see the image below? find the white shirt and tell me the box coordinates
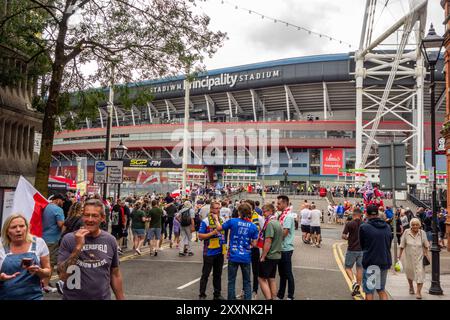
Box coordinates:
[220,207,232,221]
[300,209,311,225]
[0,237,49,270]
[310,209,322,227]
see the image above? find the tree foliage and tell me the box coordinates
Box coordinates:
[0,0,226,195]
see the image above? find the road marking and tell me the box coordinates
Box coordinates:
[332,242,363,301]
[177,264,228,290]
[128,259,203,264]
[336,242,366,300]
[292,265,341,272]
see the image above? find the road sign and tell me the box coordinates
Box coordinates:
[378,143,407,190]
[94,161,123,184]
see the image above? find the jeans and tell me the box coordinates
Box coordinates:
[251,247,260,293]
[278,250,295,299]
[199,254,224,298]
[228,261,252,300]
[164,217,174,240]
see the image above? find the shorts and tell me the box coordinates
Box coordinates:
[344,250,363,269]
[337,213,344,218]
[310,226,321,235]
[132,228,145,237]
[147,228,161,240]
[362,267,388,294]
[301,225,311,233]
[47,242,59,267]
[258,258,279,279]
[111,226,124,240]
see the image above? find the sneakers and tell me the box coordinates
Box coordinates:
[188,252,194,256]
[236,290,244,299]
[56,280,64,295]
[199,295,207,300]
[179,252,186,256]
[135,248,142,255]
[170,241,173,249]
[213,295,225,300]
[117,247,124,255]
[43,286,57,294]
[252,292,258,300]
[154,251,158,257]
[351,282,361,296]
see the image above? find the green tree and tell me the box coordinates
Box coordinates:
[0,0,226,196]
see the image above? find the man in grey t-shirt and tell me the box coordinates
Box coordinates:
[57,199,124,300]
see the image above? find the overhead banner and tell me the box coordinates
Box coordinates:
[322,149,343,175]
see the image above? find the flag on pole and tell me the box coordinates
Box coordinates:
[8,176,49,237]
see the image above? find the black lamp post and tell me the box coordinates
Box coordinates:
[420,23,444,295]
[114,139,128,199]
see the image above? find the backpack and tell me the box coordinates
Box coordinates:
[111,208,120,226]
[194,210,202,231]
[180,208,192,227]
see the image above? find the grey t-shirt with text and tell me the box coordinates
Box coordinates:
[58,231,119,300]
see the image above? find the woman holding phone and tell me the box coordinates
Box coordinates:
[0,214,51,300]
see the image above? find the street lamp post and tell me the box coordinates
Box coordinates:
[420,23,444,295]
[114,139,128,199]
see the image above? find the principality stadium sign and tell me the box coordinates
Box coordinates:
[149,69,281,94]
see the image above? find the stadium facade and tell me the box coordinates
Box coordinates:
[50,52,447,194]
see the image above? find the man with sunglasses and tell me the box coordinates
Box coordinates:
[57,199,125,300]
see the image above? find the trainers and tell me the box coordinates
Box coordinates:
[135,248,142,255]
[188,252,194,256]
[236,290,244,299]
[351,282,360,296]
[199,295,207,300]
[170,241,173,248]
[252,292,258,300]
[154,251,158,257]
[43,286,57,294]
[213,295,225,300]
[56,280,64,295]
[179,252,186,256]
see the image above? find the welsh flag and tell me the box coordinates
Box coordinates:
[8,176,49,237]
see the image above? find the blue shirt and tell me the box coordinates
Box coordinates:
[198,217,226,256]
[42,203,65,243]
[255,207,263,216]
[222,218,258,264]
[336,205,344,214]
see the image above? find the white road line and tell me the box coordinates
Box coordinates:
[124,294,190,300]
[128,259,203,264]
[177,264,228,290]
[292,265,341,272]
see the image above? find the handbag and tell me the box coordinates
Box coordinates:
[420,231,430,266]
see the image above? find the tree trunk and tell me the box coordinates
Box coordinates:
[34,8,71,196]
[34,64,65,197]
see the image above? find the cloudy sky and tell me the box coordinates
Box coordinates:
[195,0,445,70]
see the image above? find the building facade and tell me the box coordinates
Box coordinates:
[51,52,447,195]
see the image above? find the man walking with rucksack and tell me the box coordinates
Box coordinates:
[111,199,127,255]
[176,201,195,256]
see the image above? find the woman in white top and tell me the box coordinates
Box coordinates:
[398,218,430,299]
[0,214,51,300]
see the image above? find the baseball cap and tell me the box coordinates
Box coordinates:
[51,193,65,201]
[366,204,379,215]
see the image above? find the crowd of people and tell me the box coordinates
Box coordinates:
[0,183,448,300]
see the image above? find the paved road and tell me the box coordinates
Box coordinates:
[45,224,354,300]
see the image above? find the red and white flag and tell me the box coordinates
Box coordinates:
[9,176,49,237]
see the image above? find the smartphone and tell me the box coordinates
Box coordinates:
[21,258,33,268]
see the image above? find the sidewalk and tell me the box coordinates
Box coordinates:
[386,248,450,300]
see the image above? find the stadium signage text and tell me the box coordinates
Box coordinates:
[149,69,281,94]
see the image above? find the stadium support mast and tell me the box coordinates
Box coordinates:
[354,0,428,184]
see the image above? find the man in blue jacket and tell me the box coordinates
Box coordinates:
[359,204,392,300]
